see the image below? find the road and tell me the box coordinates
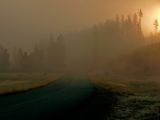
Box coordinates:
[0,76,95,120]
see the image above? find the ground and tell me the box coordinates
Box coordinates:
[0,73,62,95]
[90,74,160,120]
[0,73,160,120]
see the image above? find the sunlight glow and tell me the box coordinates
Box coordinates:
[153,7,160,22]
[145,7,160,34]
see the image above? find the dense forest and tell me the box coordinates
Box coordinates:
[0,11,160,73]
[0,34,66,72]
[66,11,145,72]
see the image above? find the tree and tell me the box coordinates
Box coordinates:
[29,44,44,72]
[116,15,120,23]
[133,13,138,25]
[56,34,66,71]
[138,9,143,26]
[121,15,125,23]
[0,47,10,72]
[154,19,159,34]
[127,15,132,24]
[45,36,56,72]
[11,48,24,71]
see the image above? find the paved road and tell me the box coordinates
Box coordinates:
[0,76,95,120]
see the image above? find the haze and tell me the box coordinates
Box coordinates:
[0,0,159,50]
[1,1,160,120]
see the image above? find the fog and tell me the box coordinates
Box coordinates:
[0,0,159,50]
[0,0,160,73]
[1,1,160,120]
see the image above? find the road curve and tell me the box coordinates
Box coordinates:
[0,76,95,120]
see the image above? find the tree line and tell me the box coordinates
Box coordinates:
[0,34,66,73]
[66,10,145,71]
[148,19,160,43]
[1,10,159,73]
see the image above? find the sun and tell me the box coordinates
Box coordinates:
[143,6,160,35]
[153,7,160,21]
[151,7,160,33]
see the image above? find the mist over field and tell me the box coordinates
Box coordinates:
[1,1,160,120]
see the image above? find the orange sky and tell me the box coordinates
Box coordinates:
[0,0,159,49]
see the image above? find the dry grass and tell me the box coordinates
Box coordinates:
[89,74,160,120]
[0,73,63,95]
[89,74,160,93]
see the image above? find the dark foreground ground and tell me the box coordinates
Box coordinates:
[2,75,160,120]
[0,76,118,120]
[42,87,117,120]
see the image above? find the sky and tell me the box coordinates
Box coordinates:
[0,0,160,49]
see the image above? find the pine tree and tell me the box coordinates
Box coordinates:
[133,13,138,25]
[56,34,66,71]
[154,19,159,34]
[138,9,143,26]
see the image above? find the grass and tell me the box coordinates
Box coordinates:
[0,73,62,95]
[1,72,160,120]
[89,74,160,120]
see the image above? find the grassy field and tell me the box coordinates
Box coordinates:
[90,74,160,120]
[1,72,160,120]
[0,73,62,95]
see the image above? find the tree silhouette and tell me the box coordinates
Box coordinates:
[0,11,146,73]
[154,19,159,34]
[56,34,66,71]
[138,9,143,26]
[0,47,10,72]
[133,13,138,25]
[116,15,120,23]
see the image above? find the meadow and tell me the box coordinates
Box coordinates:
[0,73,62,95]
[0,72,160,120]
[90,74,160,120]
